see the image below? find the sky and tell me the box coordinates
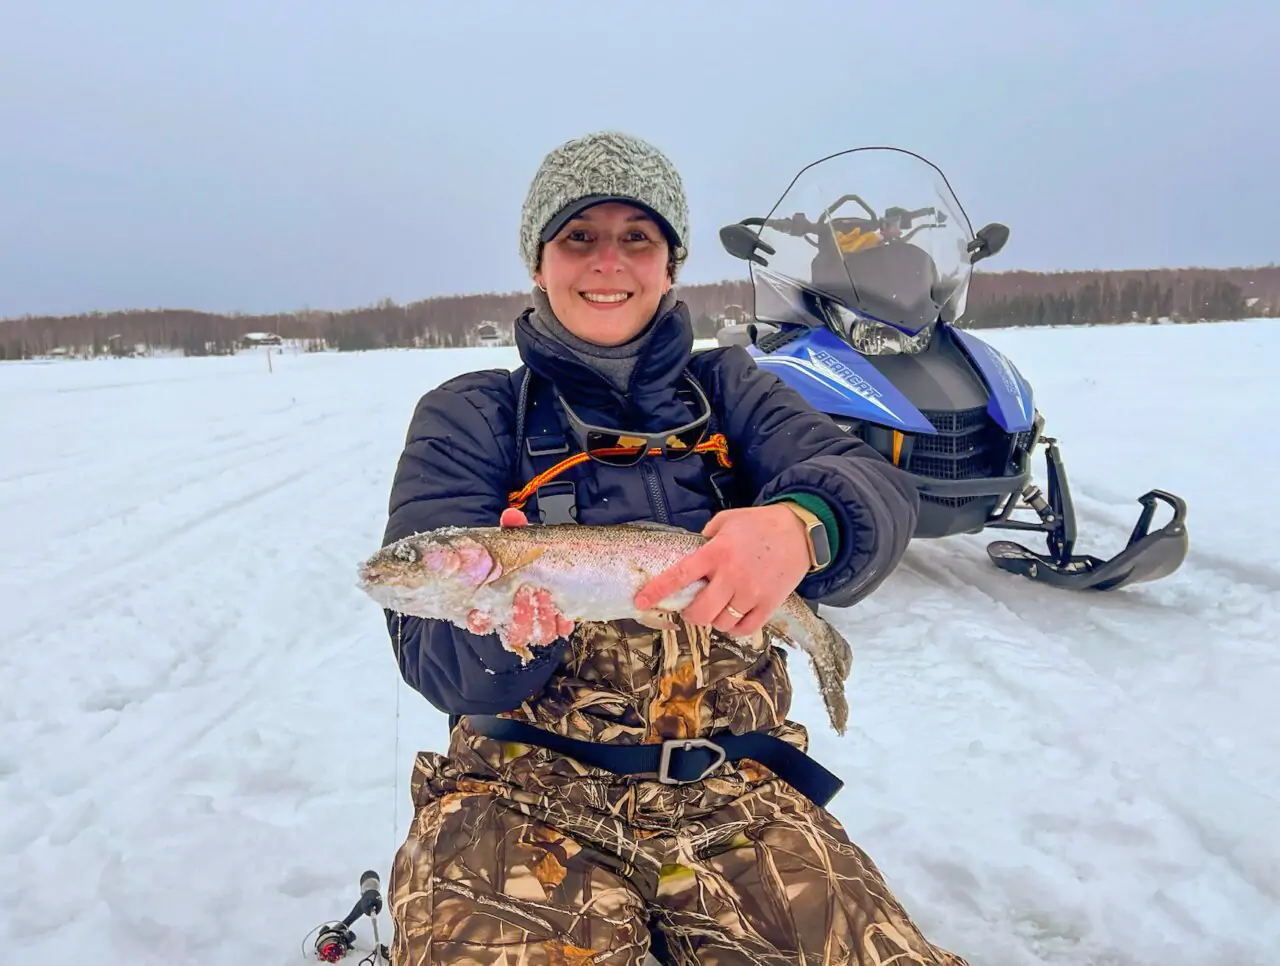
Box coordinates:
[1,0,1276,319]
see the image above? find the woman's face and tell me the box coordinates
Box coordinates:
[533,201,672,347]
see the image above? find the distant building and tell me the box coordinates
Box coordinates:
[105,333,138,357]
[240,332,283,348]
[474,321,503,347]
[718,303,747,326]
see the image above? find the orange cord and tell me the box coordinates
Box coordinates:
[507,433,733,509]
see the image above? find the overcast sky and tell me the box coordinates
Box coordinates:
[1,0,1275,318]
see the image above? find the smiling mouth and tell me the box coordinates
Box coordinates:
[580,292,632,304]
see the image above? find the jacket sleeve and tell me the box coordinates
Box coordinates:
[714,347,921,607]
[381,377,566,715]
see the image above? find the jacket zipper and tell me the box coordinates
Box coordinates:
[641,462,671,524]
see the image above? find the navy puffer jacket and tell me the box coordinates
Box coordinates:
[381,301,919,715]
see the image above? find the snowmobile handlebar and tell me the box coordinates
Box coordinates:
[759,214,823,236]
[724,200,949,266]
[756,205,944,240]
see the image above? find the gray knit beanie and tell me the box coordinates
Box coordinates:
[518,131,689,277]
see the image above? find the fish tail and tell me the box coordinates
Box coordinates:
[818,614,853,681]
[809,616,852,736]
[774,601,854,736]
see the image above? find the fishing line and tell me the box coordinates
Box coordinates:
[295,612,402,963]
[393,612,403,857]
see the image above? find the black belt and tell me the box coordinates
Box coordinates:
[464,714,844,808]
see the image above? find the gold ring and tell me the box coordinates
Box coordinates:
[726,605,745,620]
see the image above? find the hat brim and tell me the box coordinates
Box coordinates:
[539,194,681,248]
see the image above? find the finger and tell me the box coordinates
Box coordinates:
[530,588,561,646]
[500,507,528,527]
[634,544,718,611]
[507,613,531,652]
[680,573,736,626]
[711,598,753,636]
[732,600,777,638]
[710,589,757,634]
[509,585,535,646]
[466,608,494,635]
[519,587,552,647]
[701,511,730,538]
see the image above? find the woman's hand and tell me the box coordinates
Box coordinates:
[466,506,573,650]
[633,505,813,637]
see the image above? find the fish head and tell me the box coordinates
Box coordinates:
[359,528,500,594]
[360,536,430,589]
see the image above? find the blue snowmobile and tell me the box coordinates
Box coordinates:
[716,146,1188,591]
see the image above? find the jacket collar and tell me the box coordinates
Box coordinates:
[513,300,695,416]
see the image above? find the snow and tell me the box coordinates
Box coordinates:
[2,321,1278,965]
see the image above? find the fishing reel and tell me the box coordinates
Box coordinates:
[306,870,390,964]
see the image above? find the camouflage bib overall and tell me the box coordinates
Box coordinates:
[386,368,967,965]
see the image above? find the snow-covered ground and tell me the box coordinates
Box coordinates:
[2,320,1277,965]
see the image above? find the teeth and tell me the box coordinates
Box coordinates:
[581,292,630,303]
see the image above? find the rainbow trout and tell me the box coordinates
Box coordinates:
[358,522,854,734]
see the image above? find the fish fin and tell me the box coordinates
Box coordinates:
[761,620,799,649]
[493,623,535,663]
[484,546,547,588]
[626,520,693,535]
[635,609,680,631]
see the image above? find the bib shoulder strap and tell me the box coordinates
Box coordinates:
[510,367,579,524]
[682,367,737,511]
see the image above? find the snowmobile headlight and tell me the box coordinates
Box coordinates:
[833,305,933,356]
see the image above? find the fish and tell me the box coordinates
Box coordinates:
[358,521,855,734]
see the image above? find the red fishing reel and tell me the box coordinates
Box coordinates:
[315,922,358,962]
[306,871,390,964]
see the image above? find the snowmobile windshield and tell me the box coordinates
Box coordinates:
[749,148,975,335]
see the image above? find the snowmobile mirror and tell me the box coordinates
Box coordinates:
[719,221,776,266]
[967,223,1010,264]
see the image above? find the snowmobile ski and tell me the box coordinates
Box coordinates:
[986,488,1188,591]
[979,432,1188,591]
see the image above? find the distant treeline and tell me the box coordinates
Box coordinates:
[962,266,1278,330]
[2,265,1277,360]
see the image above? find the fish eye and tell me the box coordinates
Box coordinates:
[393,543,418,563]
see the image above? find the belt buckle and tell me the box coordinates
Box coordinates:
[657,738,726,785]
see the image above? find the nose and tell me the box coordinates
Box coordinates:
[590,237,625,273]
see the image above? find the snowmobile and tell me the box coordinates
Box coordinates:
[715,146,1188,591]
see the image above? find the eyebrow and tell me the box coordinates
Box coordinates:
[568,212,656,225]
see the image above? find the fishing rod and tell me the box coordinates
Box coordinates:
[302,870,390,964]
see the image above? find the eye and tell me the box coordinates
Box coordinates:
[393,542,418,563]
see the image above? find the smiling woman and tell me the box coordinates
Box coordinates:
[379,130,964,966]
[534,202,677,347]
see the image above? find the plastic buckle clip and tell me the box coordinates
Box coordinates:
[657,738,727,784]
[533,481,577,524]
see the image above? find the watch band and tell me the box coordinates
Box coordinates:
[780,501,832,574]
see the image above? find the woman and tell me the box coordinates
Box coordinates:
[381,130,968,966]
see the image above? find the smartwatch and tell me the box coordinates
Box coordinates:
[780,501,832,573]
